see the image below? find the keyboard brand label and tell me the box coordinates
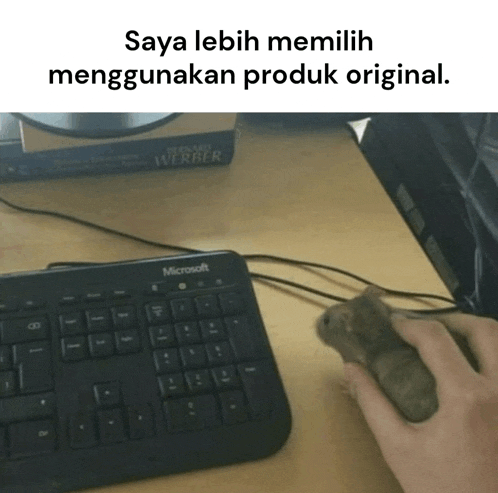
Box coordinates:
[163,263,209,276]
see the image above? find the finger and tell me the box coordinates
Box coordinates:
[344,363,412,448]
[391,315,476,390]
[435,313,498,377]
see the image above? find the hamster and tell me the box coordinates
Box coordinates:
[316,286,477,423]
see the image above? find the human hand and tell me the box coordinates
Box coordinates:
[344,313,498,493]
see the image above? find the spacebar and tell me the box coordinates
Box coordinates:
[0,392,55,423]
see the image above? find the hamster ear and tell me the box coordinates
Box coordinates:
[363,285,386,298]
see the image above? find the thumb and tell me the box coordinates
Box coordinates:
[344,363,409,445]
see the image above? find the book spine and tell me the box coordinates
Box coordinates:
[0,130,234,182]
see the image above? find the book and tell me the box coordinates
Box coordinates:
[0,113,237,182]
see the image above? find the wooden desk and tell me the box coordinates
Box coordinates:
[0,116,450,493]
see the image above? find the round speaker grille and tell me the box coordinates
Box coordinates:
[13,113,178,138]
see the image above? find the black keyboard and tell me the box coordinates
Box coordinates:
[0,251,292,493]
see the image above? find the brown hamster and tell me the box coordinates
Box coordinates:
[316,286,477,423]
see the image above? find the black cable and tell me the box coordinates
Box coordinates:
[461,113,490,313]
[251,272,462,314]
[250,272,348,302]
[1,191,457,311]
[411,306,461,315]
[244,253,374,283]
[244,253,456,305]
[0,194,202,255]
[46,261,104,269]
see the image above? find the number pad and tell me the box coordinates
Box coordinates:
[146,290,272,430]
[153,349,181,373]
[199,319,226,341]
[149,325,175,348]
[158,373,186,398]
[205,342,233,365]
[180,345,207,369]
[174,322,201,344]
[184,370,213,393]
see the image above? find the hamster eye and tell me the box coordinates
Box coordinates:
[322,314,330,325]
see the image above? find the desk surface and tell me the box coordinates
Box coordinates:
[0,117,450,493]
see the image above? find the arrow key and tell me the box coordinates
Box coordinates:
[94,381,120,407]
[98,409,125,444]
[69,414,97,449]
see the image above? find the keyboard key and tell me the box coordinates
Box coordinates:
[0,297,20,313]
[225,316,266,360]
[89,333,114,358]
[211,365,239,390]
[180,345,207,369]
[59,312,85,335]
[194,295,221,318]
[109,288,132,299]
[153,348,180,373]
[174,322,201,345]
[146,283,165,295]
[170,298,196,321]
[115,329,141,354]
[184,369,212,393]
[86,309,111,332]
[98,409,125,444]
[9,420,56,458]
[111,305,137,329]
[206,341,233,365]
[238,362,273,419]
[0,346,11,370]
[22,298,46,310]
[0,316,49,344]
[61,336,87,362]
[0,371,16,396]
[59,293,80,305]
[0,392,56,423]
[94,382,120,407]
[149,325,176,348]
[199,319,226,341]
[158,373,185,397]
[145,302,171,324]
[212,277,228,288]
[13,340,50,366]
[13,341,53,393]
[168,281,194,292]
[192,279,209,289]
[219,390,249,424]
[127,404,155,440]
[164,394,220,432]
[19,361,53,393]
[218,292,244,314]
[69,414,98,449]
[85,291,104,302]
